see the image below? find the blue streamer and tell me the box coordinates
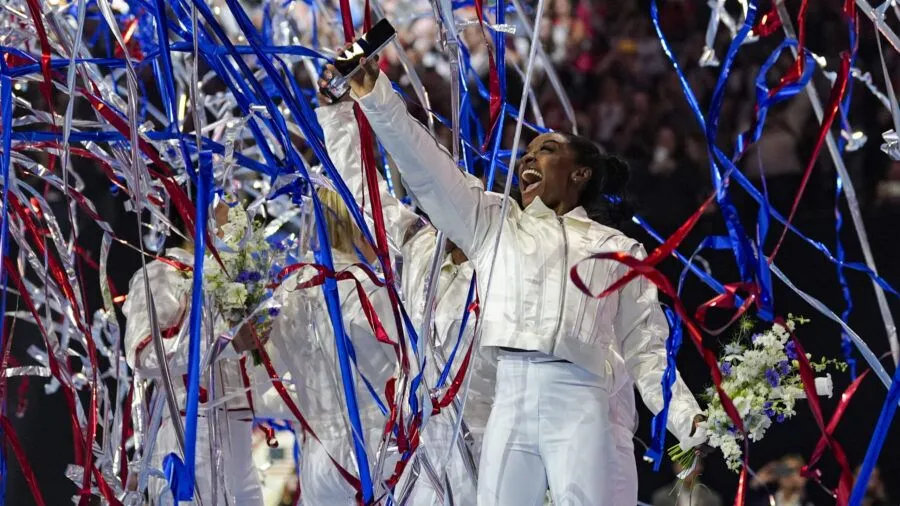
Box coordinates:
[833,15,860,380]
[148,0,196,179]
[162,150,212,500]
[0,71,14,506]
[436,276,477,389]
[644,307,683,468]
[849,363,900,506]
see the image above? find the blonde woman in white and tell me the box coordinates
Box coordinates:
[315,91,493,505]
[249,187,400,505]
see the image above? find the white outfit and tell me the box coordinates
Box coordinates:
[249,254,398,505]
[317,103,494,505]
[122,249,263,505]
[541,352,637,506]
[354,72,704,505]
[608,351,639,506]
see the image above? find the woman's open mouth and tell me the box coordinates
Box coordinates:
[520,168,544,195]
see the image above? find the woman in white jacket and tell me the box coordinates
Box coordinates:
[122,235,263,505]
[315,84,646,505]
[339,60,707,506]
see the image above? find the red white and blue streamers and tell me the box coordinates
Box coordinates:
[1,0,900,505]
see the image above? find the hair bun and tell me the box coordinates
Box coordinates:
[601,155,630,195]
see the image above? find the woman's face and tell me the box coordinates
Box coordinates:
[516,132,586,212]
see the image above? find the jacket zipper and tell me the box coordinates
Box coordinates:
[550,216,569,355]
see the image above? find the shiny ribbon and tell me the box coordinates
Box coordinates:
[162,150,212,500]
[0,69,12,506]
[850,365,900,505]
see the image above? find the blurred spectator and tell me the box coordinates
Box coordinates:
[740,85,813,212]
[747,455,813,506]
[594,76,626,143]
[652,460,723,506]
[855,466,892,506]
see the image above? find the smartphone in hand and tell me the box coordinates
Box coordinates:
[321,19,397,101]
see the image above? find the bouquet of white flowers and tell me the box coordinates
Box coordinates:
[670,315,846,473]
[204,203,292,363]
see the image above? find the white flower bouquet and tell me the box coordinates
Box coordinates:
[670,315,846,472]
[204,203,292,363]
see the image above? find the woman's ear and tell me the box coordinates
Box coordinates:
[571,166,592,184]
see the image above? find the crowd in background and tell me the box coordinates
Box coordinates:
[247,1,900,504]
[378,0,900,236]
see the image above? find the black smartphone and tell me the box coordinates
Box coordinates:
[322,19,397,101]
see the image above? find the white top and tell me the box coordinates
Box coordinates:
[122,248,248,413]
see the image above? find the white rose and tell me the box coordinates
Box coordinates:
[815,373,833,398]
[733,396,752,417]
[220,283,248,310]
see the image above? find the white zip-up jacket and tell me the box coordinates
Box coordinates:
[249,253,397,433]
[353,72,703,446]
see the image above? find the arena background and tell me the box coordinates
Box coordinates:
[3,0,900,503]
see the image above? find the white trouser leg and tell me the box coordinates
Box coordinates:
[221,419,264,504]
[300,424,389,505]
[476,354,548,506]
[406,411,477,506]
[150,417,263,505]
[610,429,637,506]
[300,433,358,505]
[540,360,613,506]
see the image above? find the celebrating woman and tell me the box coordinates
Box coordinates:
[341,58,707,505]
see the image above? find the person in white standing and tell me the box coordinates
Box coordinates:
[250,187,399,505]
[340,56,708,506]
[315,91,491,505]
[122,211,264,505]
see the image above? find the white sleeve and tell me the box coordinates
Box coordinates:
[252,275,315,419]
[353,72,500,258]
[613,242,704,447]
[317,102,424,249]
[121,261,189,371]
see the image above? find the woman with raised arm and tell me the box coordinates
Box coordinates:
[339,57,707,505]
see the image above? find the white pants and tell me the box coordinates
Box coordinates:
[300,425,388,505]
[403,411,478,506]
[478,352,615,506]
[151,417,263,505]
[611,426,638,506]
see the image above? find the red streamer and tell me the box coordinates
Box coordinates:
[1,416,47,506]
[786,330,853,505]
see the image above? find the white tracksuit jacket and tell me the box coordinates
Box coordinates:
[122,249,263,505]
[352,71,703,448]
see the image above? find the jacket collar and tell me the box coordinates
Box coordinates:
[523,197,594,226]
